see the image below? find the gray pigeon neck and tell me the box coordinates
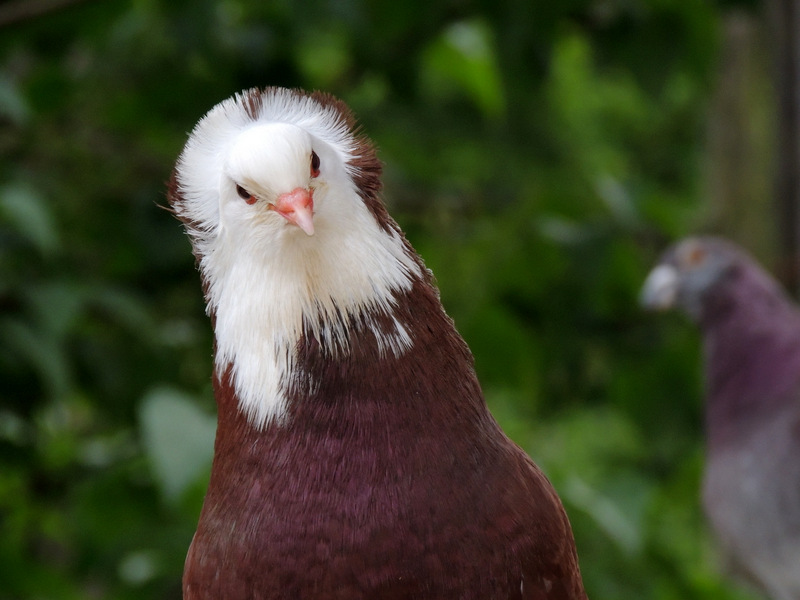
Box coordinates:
[702,277,800,447]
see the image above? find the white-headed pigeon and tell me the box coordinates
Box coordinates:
[168,87,588,599]
[641,236,800,600]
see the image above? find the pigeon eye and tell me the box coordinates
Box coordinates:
[236,184,257,205]
[310,151,321,178]
[685,245,707,266]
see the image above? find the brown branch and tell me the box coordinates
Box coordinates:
[0,0,95,29]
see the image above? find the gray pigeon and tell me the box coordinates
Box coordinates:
[641,236,800,600]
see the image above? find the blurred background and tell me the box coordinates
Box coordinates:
[0,0,794,598]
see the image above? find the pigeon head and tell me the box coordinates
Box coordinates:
[641,234,800,437]
[169,88,423,428]
[640,236,760,322]
[222,122,320,236]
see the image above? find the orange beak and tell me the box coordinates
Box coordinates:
[271,187,314,236]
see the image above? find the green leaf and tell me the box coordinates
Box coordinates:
[295,28,351,88]
[1,318,71,397]
[139,387,216,503]
[0,183,59,255]
[420,19,505,118]
[0,76,30,125]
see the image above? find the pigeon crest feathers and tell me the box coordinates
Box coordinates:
[169,87,423,428]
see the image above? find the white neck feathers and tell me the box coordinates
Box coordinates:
[172,88,422,428]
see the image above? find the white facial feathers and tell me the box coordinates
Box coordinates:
[224,123,315,201]
[172,88,422,427]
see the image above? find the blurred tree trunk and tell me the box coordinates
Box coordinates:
[705,11,776,270]
[768,0,800,292]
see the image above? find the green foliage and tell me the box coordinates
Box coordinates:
[0,1,766,598]
[420,18,506,119]
[140,387,215,503]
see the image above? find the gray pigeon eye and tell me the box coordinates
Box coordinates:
[236,184,251,200]
[236,184,257,205]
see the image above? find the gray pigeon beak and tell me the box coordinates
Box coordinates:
[640,264,679,310]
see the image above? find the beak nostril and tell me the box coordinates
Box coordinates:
[272,188,315,236]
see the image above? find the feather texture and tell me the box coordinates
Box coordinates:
[170,87,587,599]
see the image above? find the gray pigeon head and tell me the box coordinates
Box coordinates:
[640,236,746,321]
